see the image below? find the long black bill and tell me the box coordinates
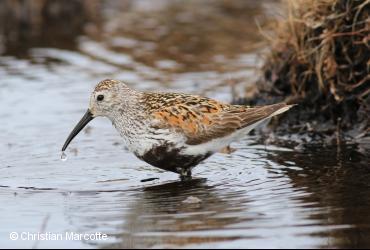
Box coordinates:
[62,109,94,152]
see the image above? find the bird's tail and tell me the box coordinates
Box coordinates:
[266,102,296,118]
[240,102,295,130]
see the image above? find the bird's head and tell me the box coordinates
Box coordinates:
[61,79,134,152]
[89,79,131,118]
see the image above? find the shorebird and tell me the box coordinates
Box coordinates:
[62,79,294,179]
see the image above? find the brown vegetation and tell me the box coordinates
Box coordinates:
[242,0,370,144]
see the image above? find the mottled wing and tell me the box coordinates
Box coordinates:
[189,103,292,145]
[148,93,291,145]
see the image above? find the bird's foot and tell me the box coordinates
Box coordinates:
[179,168,192,182]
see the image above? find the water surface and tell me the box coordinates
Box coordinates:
[0,1,369,248]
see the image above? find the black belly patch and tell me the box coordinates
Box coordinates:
[136,144,211,173]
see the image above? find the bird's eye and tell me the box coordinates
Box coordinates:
[97,95,104,101]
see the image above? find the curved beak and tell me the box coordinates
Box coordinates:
[62,109,94,152]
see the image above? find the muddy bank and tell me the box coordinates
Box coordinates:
[239,0,370,145]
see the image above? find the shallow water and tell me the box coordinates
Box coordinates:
[1,1,370,248]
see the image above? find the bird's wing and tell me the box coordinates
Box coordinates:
[149,95,292,145]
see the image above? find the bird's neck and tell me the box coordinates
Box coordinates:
[106,89,143,119]
[108,92,149,141]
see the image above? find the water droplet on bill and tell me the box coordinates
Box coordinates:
[60,151,68,162]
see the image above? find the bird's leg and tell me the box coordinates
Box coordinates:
[180,168,192,181]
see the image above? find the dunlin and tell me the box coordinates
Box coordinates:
[62,79,294,179]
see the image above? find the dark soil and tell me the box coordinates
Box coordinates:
[237,0,370,145]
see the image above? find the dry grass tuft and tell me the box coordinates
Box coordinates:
[245,0,370,143]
